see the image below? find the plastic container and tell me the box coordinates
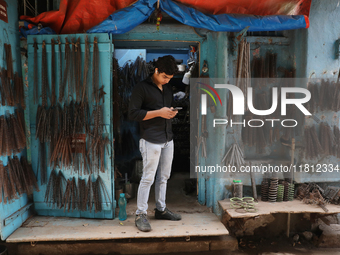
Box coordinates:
[118,193,127,221]
[233,180,243,198]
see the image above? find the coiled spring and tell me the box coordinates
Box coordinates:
[230,197,258,213]
[277,184,284,202]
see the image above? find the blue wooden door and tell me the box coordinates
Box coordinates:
[27,34,115,219]
[0,0,32,240]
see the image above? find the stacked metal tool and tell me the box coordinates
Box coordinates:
[0,156,39,204]
[0,110,26,156]
[34,36,110,175]
[45,170,111,212]
[296,183,328,212]
[31,36,112,210]
[222,142,245,169]
[304,122,340,159]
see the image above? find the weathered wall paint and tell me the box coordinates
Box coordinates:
[293,0,340,183]
[305,0,340,79]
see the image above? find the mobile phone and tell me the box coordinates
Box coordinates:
[172,107,182,111]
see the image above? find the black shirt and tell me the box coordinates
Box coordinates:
[128,75,174,144]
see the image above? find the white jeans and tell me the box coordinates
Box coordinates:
[136,139,174,215]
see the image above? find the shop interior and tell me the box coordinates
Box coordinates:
[112,40,199,211]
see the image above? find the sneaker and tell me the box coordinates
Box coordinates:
[135,214,151,232]
[155,208,182,221]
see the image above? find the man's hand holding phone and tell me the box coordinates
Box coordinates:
[159,107,178,119]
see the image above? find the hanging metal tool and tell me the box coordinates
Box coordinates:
[33,38,39,104]
[51,38,56,106]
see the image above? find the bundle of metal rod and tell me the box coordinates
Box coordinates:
[20,157,40,194]
[236,39,251,111]
[9,113,26,151]
[35,106,48,142]
[4,43,13,80]
[50,134,73,169]
[281,106,296,143]
[58,37,63,103]
[333,126,340,157]
[306,82,319,114]
[14,73,25,109]
[51,39,56,106]
[92,176,111,213]
[7,156,36,196]
[76,38,82,103]
[0,112,26,156]
[73,139,90,176]
[0,69,5,105]
[38,142,47,185]
[265,52,277,78]
[221,143,245,169]
[116,56,151,118]
[82,36,90,104]
[331,81,340,112]
[86,176,93,212]
[92,37,99,104]
[242,111,256,146]
[0,156,38,204]
[70,38,76,97]
[304,126,323,159]
[59,38,71,103]
[92,104,103,138]
[88,136,110,174]
[15,101,26,121]
[251,56,265,88]
[0,68,14,106]
[44,170,66,209]
[63,177,78,212]
[319,79,331,111]
[319,122,335,156]
[33,38,39,104]
[78,178,87,211]
[41,41,48,107]
[251,56,262,78]
[0,162,17,203]
[254,93,269,153]
[73,102,85,135]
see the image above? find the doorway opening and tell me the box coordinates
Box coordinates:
[113,40,202,215]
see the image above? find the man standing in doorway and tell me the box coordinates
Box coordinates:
[129,55,181,232]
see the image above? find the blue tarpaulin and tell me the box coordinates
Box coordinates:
[87,0,308,34]
[20,21,56,38]
[87,0,157,34]
[159,0,308,32]
[23,0,309,35]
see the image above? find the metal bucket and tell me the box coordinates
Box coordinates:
[0,245,8,255]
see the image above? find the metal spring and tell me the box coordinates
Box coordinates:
[277,184,284,202]
[261,179,269,201]
[230,197,258,212]
[288,183,295,201]
[268,178,278,203]
[283,181,289,201]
